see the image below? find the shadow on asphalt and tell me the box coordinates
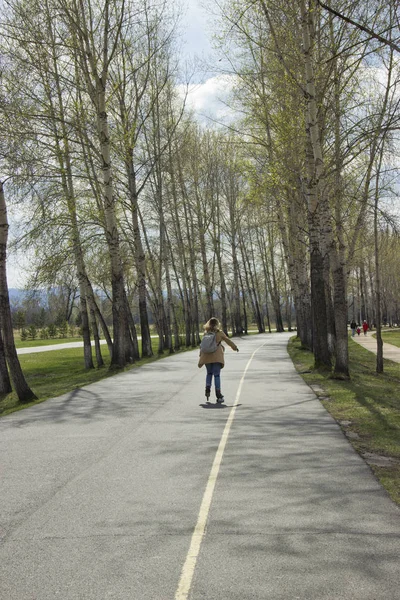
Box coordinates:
[199,403,243,409]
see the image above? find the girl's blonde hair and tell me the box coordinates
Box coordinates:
[204,317,220,332]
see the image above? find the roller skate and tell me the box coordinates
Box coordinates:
[216,390,224,404]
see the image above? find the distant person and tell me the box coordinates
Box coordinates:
[198,317,239,403]
[350,319,357,337]
[362,320,369,336]
[357,326,361,336]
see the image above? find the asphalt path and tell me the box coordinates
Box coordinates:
[1,333,399,599]
[352,331,400,363]
[15,332,262,355]
[16,339,109,354]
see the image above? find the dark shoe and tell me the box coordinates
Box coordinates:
[205,386,211,399]
[216,390,224,403]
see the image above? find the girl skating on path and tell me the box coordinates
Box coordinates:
[198,317,239,403]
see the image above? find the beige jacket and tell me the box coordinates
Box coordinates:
[198,330,238,368]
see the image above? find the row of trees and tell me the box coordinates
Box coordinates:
[215,0,400,375]
[349,230,400,327]
[0,0,399,401]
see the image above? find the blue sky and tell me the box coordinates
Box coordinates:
[181,0,213,57]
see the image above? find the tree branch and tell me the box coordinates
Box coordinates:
[316,0,400,53]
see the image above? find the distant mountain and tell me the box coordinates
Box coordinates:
[8,288,49,306]
[8,288,28,302]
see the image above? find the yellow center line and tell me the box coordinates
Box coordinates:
[174,342,268,600]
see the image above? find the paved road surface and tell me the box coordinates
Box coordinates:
[1,333,399,599]
[17,339,109,354]
[15,332,263,355]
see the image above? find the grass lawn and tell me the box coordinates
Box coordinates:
[0,338,194,418]
[288,336,400,506]
[379,329,400,349]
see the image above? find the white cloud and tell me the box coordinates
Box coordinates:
[6,252,29,289]
[178,74,237,125]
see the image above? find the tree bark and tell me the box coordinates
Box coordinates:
[126,159,153,358]
[0,328,12,394]
[300,0,331,367]
[0,181,37,402]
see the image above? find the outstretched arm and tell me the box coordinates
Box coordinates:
[220,332,239,352]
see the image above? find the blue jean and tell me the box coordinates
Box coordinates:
[206,363,222,390]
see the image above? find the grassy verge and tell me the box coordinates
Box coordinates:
[0,339,194,418]
[379,330,400,348]
[288,336,400,506]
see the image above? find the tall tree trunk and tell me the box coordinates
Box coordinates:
[211,194,228,333]
[255,228,273,334]
[360,265,367,322]
[0,182,37,402]
[98,81,129,368]
[181,186,201,346]
[268,229,284,332]
[123,287,139,362]
[126,158,153,358]
[300,0,331,367]
[331,43,349,378]
[164,224,182,350]
[64,0,130,369]
[249,228,265,332]
[195,189,214,318]
[227,180,243,335]
[374,141,386,373]
[42,17,96,369]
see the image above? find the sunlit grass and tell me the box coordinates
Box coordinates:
[380,330,400,349]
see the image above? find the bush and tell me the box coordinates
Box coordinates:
[40,328,49,339]
[48,324,58,338]
[14,310,26,331]
[27,325,38,340]
[20,328,28,341]
[58,322,68,338]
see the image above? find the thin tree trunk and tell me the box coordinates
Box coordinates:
[374,142,386,373]
[211,195,228,333]
[126,159,153,358]
[331,42,349,379]
[42,15,96,369]
[80,294,95,369]
[0,328,12,394]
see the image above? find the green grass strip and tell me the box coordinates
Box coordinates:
[380,330,400,349]
[288,336,400,506]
